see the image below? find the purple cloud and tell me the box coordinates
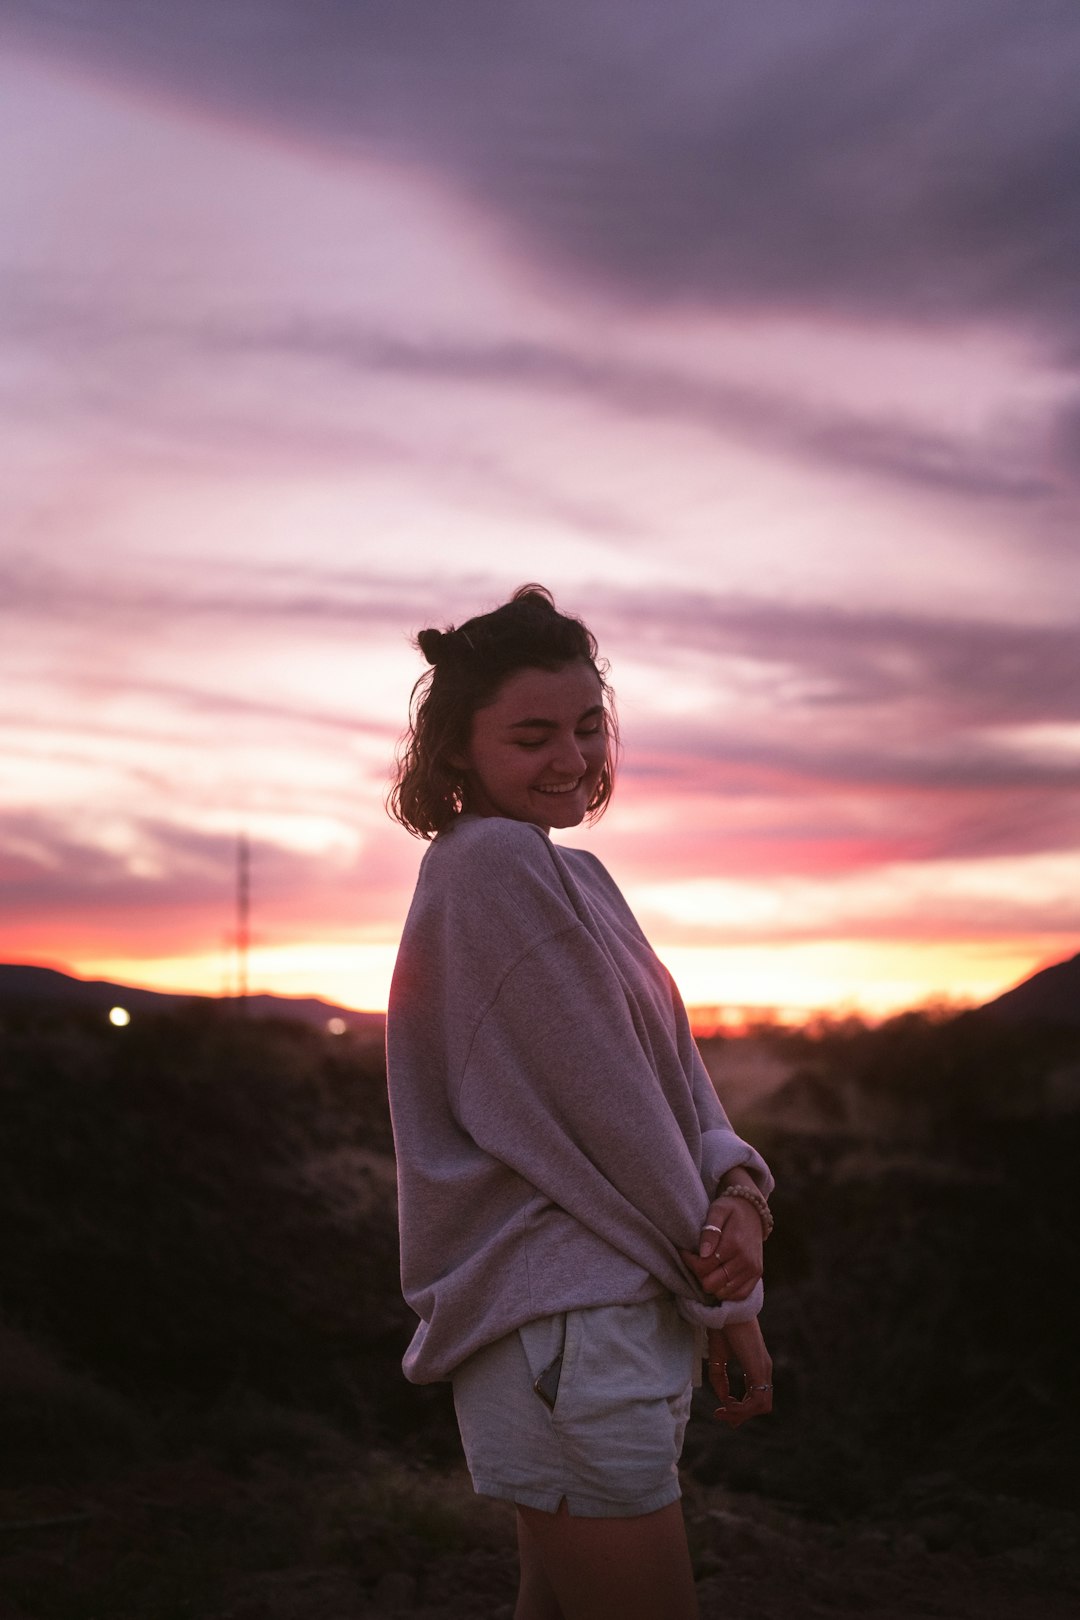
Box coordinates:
[6,0,1080,342]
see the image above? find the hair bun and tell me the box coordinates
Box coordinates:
[417,627,446,665]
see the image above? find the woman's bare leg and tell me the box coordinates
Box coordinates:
[515,1499,699,1620]
[515,1508,566,1620]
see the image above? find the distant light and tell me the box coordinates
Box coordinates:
[108,1006,131,1027]
[327,1017,347,1036]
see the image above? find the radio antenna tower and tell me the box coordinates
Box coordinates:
[236,831,250,1014]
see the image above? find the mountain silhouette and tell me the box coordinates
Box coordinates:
[979,950,1080,1026]
[0,963,384,1036]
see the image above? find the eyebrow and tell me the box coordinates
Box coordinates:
[507,704,605,731]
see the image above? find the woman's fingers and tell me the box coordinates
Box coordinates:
[704,1263,755,1299]
[691,1201,764,1298]
[700,1197,764,1268]
[709,1320,773,1426]
[708,1329,773,1427]
[703,1273,756,1300]
[680,1247,756,1299]
[712,1386,773,1428]
[705,1354,773,1432]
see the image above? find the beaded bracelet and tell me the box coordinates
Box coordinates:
[715,1181,774,1239]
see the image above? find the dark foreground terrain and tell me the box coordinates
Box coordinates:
[1,998,1078,1618]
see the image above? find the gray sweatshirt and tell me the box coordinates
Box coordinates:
[386,813,773,1384]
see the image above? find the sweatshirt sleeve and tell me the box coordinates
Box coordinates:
[453,919,761,1326]
[568,847,773,1201]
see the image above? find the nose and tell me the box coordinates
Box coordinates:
[552,734,588,776]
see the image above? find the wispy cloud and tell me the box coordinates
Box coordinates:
[0,808,416,946]
[227,319,1064,501]
[9,554,1080,734]
[585,588,1080,724]
[4,279,1067,505]
[8,1,1080,340]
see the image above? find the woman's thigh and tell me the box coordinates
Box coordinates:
[516,1498,699,1620]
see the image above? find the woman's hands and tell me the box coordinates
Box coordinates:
[678,1178,773,1425]
[679,1192,763,1302]
[680,1185,773,1426]
[707,1321,773,1427]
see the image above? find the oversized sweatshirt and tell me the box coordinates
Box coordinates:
[386,813,773,1385]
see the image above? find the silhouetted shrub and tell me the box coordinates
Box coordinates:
[0,1008,457,1473]
[1,1003,1076,1520]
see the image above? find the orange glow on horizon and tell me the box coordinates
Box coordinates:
[10,933,1072,1029]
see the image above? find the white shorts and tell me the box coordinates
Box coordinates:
[451,1297,696,1518]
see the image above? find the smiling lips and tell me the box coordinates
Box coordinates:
[534,779,582,795]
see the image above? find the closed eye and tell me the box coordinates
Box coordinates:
[516,726,602,750]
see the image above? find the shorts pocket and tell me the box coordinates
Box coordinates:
[517,1314,568,1414]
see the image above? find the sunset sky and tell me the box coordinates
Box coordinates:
[3,1,1079,1020]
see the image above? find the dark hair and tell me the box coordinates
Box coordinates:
[387,584,619,839]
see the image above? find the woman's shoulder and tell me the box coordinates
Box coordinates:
[410,817,578,949]
[421,815,561,898]
[555,843,620,895]
[555,846,651,939]
[434,813,552,866]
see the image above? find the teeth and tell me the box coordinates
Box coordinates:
[536,781,580,794]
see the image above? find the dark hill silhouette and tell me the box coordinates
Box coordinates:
[979,950,1080,1026]
[0,962,385,1036]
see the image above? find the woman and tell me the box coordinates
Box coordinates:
[386,585,773,1620]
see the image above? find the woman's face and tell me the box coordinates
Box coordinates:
[457,660,609,832]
